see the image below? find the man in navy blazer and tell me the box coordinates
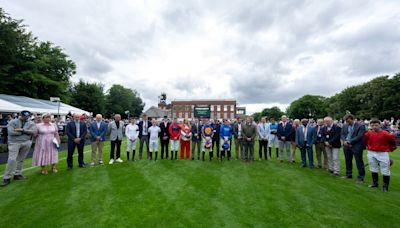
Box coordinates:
[191,118,202,160]
[296,119,317,168]
[66,113,87,169]
[138,114,152,160]
[322,117,342,176]
[277,115,293,163]
[159,116,170,160]
[211,119,221,158]
[89,114,107,165]
[341,114,366,182]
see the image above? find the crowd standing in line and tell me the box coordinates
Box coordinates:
[0,111,397,192]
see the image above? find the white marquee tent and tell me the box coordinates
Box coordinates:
[0,94,90,116]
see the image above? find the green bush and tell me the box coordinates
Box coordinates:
[0,144,8,153]
[60,135,68,144]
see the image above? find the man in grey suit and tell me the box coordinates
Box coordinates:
[341,114,366,183]
[108,114,125,164]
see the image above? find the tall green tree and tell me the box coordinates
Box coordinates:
[105,84,145,118]
[287,95,327,119]
[0,8,75,101]
[69,80,105,115]
[251,112,261,122]
[325,74,400,120]
[260,106,284,120]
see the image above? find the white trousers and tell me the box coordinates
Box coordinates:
[202,137,213,152]
[367,151,391,176]
[149,140,158,152]
[220,137,231,151]
[170,140,179,151]
[268,134,279,148]
[126,139,137,151]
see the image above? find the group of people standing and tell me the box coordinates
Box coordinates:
[0,111,397,192]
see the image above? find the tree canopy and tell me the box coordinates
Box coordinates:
[0,8,76,101]
[0,8,145,117]
[286,73,400,120]
[69,80,105,116]
[105,84,145,118]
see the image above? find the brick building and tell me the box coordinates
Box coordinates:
[171,99,237,120]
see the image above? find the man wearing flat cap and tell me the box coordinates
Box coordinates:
[1,110,36,187]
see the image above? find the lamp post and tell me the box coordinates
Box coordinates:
[50,97,61,124]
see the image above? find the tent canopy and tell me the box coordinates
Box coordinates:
[0,94,90,116]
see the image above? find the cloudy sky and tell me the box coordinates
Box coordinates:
[2,0,400,113]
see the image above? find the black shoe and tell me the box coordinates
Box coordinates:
[0,179,10,187]
[67,166,73,170]
[368,183,379,188]
[192,158,194,160]
[301,164,307,168]
[13,175,26,180]
[341,175,352,179]
[79,164,86,168]
[382,175,390,192]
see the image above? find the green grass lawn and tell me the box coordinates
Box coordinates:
[0,139,399,227]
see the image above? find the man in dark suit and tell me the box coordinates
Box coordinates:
[341,114,366,183]
[66,113,87,169]
[277,115,293,163]
[138,114,152,160]
[211,118,221,158]
[233,117,244,160]
[159,116,170,160]
[322,117,342,176]
[191,118,202,160]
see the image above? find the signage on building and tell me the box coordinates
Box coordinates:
[194,105,211,118]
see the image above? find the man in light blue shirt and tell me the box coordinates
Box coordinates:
[258,117,269,160]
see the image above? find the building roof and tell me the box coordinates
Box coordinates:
[172,99,236,102]
[142,106,169,118]
[171,99,237,105]
[0,94,90,115]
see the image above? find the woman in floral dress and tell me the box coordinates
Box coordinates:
[32,113,60,174]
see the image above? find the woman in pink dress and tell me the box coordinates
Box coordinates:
[32,113,60,174]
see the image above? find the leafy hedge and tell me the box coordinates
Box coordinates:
[0,144,8,153]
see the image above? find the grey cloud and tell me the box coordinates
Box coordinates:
[3,0,400,112]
